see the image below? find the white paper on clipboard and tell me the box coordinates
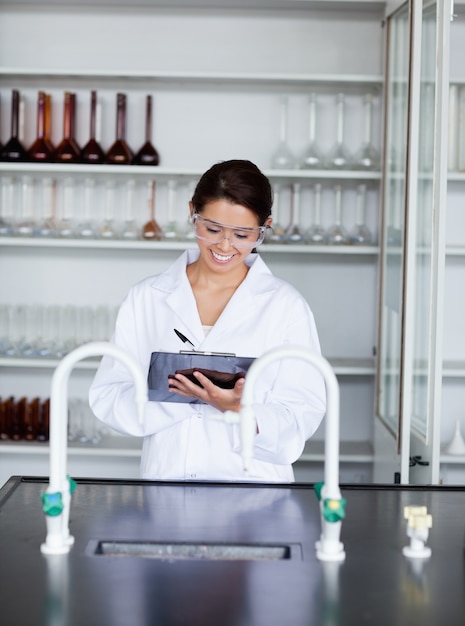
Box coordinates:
[147,351,255,403]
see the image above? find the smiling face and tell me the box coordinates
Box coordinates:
[190,199,269,274]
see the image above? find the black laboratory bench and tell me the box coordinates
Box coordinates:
[0,477,464,626]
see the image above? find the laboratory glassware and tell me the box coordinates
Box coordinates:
[298,94,324,169]
[34,178,57,237]
[0,305,13,355]
[99,179,119,239]
[55,92,81,163]
[44,94,55,156]
[349,184,373,245]
[56,178,76,238]
[133,95,160,166]
[265,182,285,243]
[0,90,27,162]
[106,93,133,165]
[270,97,296,169]
[305,183,327,244]
[142,180,163,240]
[325,93,352,169]
[0,176,15,236]
[285,182,305,243]
[28,92,55,162]
[39,305,61,358]
[180,180,197,242]
[76,178,98,238]
[81,91,105,165]
[120,179,139,239]
[326,184,349,245]
[353,93,380,171]
[15,175,35,237]
[163,179,180,240]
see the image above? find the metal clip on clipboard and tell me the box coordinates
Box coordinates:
[179,350,236,357]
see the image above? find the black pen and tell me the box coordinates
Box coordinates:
[174,328,196,349]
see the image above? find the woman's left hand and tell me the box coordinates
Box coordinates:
[168,371,244,413]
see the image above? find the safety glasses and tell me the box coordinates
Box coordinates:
[192,214,266,249]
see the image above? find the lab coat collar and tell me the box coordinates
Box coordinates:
[149,249,275,346]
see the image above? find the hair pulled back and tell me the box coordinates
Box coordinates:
[191,159,273,226]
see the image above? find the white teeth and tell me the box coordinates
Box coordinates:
[211,251,233,261]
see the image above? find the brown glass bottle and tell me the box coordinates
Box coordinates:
[28,91,55,162]
[2,397,15,440]
[81,90,105,164]
[133,95,160,166]
[0,398,8,440]
[9,397,24,441]
[105,93,133,165]
[22,397,36,441]
[44,94,55,155]
[37,398,50,442]
[0,90,27,162]
[55,92,81,163]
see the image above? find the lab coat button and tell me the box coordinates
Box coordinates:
[190,473,197,478]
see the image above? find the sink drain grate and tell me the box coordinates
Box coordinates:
[93,541,295,560]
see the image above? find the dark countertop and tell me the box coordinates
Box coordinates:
[0,477,464,626]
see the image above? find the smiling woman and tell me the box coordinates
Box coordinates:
[89,159,327,483]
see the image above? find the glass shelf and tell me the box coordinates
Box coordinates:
[0,355,376,375]
[442,360,465,378]
[0,237,379,255]
[0,436,142,457]
[0,436,374,464]
[0,67,383,89]
[299,439,374,463]
[0,162,382,181]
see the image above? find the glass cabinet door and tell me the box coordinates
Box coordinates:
[375,0,450,484]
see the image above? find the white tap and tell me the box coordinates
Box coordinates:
[41,341,148,555]
[227,344,346,562]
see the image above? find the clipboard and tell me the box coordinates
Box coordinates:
[147,351,255,403]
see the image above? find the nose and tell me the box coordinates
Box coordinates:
[216,233,235,251]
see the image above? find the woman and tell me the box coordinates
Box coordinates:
[89,159,326,482]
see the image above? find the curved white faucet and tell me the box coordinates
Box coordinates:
[230,344,346,562]
[41,342,148,555]
[41,342,344,560]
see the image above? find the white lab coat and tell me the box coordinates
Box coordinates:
[89,250,326,482]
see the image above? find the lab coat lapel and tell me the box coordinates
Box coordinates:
[166,282,204,346]
[155,250,204,345]
[204,254,272,343]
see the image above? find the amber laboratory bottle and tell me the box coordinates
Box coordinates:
[44,94,55,156]
[28,91,55,162]
[0,90,28,161]
[81,90,105,164]
[55,92,81,163]
[133,95,160,166]
[105,93,133,164]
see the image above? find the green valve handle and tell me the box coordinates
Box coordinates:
[314,481,324,501]
[323,497,346,523]
[41,492,64,517]
[68,476,77,494]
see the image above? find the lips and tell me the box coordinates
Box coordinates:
[210,250,235,263]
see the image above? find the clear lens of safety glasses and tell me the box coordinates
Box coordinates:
[192,214,266,249]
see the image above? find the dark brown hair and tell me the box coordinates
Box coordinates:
[191,159,273,226]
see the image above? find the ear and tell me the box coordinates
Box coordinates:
[265,216,273,229]
[189,201,195,218]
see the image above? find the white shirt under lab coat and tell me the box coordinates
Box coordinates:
[89,250,326,482]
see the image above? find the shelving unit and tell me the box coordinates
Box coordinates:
[0,0,387,485]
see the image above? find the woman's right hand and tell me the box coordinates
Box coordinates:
[168,370,245,413]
